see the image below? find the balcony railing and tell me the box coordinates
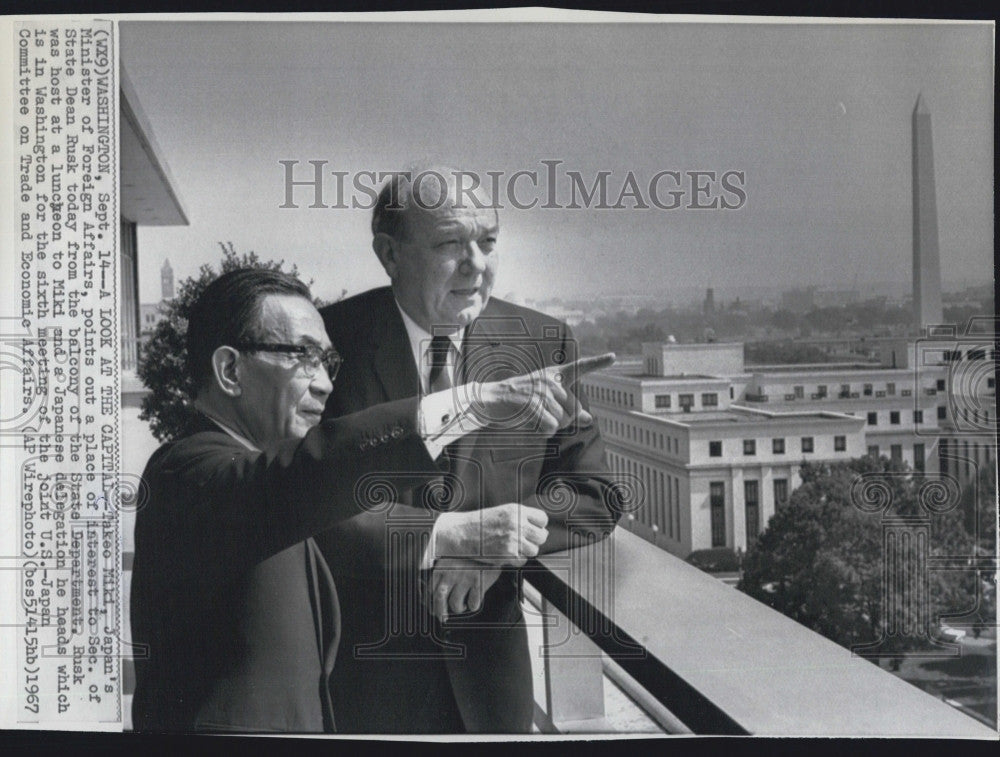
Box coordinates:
[810,392,828,400]
[525,529,993,736]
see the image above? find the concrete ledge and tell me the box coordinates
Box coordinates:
[526,528,995,737]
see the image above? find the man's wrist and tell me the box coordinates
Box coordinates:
[419,387,488,447]
[431,510,461,560]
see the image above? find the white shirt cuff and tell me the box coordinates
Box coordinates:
[418,387,487,460]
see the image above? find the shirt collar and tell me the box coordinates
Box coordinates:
[207,415,261,453]
[394,299,465,375]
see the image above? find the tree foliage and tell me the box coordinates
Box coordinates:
[137,243,316,443]
[958,465,997,549]
[956,465,998,633]
[737,457,980,656]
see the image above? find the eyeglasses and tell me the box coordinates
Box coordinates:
[236,342,342,380]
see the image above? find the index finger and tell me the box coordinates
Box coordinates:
[433,575,450,623]
[547,353,616,386]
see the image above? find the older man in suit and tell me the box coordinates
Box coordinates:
[130,268,584,732]
[317,167,619,733]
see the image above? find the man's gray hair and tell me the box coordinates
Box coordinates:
[371,166,496,241]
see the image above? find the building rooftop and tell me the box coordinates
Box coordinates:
[644,341,745,349]
[586,371,727,384]
[748,363,898,375]
[120,63,189,225]
[640,407,859,427]
[634,373,727,381]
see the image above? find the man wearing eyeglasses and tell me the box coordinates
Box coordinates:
[130,267,593,733]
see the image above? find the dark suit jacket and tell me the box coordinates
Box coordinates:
[130,400,439,732]
[317,287,618,733]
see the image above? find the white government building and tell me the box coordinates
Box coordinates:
[581,337,995,559]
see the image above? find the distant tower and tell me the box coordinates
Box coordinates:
[703,287,715,315]
[912,94,943,334]
[161,259,174,300]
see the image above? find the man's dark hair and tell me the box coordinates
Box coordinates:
[186,267,312,390]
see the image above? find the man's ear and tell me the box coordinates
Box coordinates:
[372,233,399,280]
[211,346,242,397]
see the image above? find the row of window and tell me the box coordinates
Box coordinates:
[866,443,926,472]
[939,439,994,479]
[923,404,993,425]
[955,407,992,425]
[608,452,682,540]
[654,392,719,410]
[705,442,992,548]
[942,348,994,362]
[931,406,990,425]
[867,410,924,425]
[760,381,908,399]
[600,417,682,455]
[758,380,967,402]
[709,478,790,548]
[709,435,845,457]
[591,386,636,407]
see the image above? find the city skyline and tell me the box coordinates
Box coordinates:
[121,20,993,305]
[138,259,991,309]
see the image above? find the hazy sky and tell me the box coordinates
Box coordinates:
[120,19,994,305]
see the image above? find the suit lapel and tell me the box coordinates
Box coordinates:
[366,292,428,511]
[372,291,422,402]
[449,304,513,509]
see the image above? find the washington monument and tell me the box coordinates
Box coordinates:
[912,93,943,334]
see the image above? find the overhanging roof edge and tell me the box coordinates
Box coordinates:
[120,61,189,226]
